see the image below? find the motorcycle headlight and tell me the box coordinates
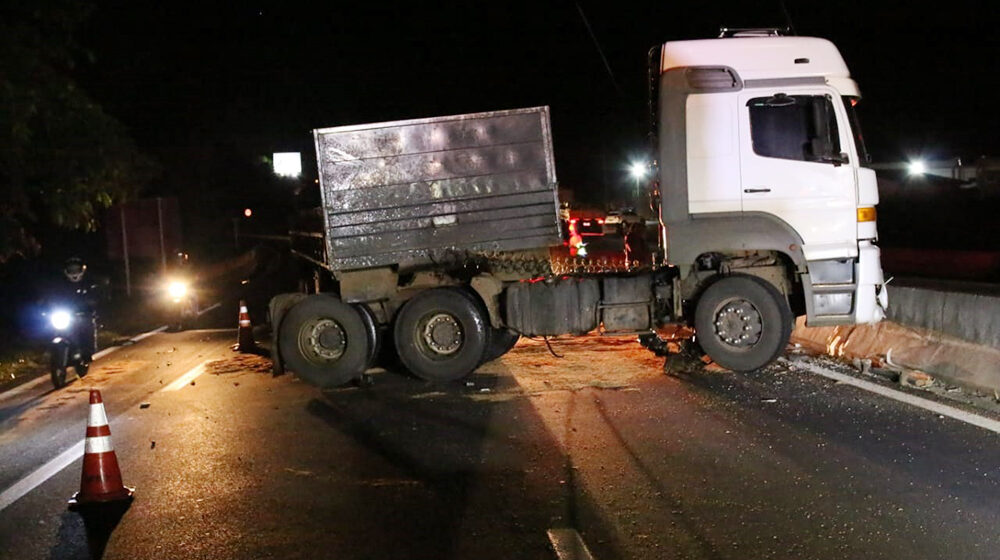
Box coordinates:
[50,310,72,331]
[167,281,189,299]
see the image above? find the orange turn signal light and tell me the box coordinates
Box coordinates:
[857,207,877,222]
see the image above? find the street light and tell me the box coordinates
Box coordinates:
[273,152,302,178]
[628,160,649,201]
[629,161,648,180]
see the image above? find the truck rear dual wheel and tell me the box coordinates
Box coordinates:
[394,288,489,383]
[279,294,371,389]
[694,275,792,372]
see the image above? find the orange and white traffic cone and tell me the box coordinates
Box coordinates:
[234,299,257,353]
[69,390,134,510]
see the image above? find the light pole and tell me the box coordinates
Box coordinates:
[629,160,648,200]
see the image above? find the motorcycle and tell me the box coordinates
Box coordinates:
[165,278,198,331]
[47,307,95,388]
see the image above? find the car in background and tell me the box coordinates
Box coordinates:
[603,208,642,235]
[570,215,604,237]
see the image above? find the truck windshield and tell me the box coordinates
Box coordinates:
[842,96,871,164]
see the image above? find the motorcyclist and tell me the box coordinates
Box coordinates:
[55,257,99,364]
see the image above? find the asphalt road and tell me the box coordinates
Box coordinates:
[1,327,998,559]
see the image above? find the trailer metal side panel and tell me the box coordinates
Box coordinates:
[313,107,560,271]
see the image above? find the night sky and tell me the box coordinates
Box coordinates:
[75,1,999,205]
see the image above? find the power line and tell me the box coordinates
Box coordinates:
[574,2,626,99]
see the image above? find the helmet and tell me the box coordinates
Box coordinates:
[64,258,86,283]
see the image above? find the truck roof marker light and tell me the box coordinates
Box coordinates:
[857,207,877,222]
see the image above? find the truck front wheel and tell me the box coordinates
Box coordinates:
[394,288,489,382]
[279,294,371,388]
[694,275,792,372]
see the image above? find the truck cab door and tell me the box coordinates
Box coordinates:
[737,89,857,261]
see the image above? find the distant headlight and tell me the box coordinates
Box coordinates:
[50,310,72,331]
[167,281,189,299]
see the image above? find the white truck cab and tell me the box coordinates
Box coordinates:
[656,35,888,327]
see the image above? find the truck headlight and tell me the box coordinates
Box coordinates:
[50,310,72,331]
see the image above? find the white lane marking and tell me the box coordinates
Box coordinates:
[0,441,84,513]
[162,361,208,392]
[547,528,596,560]
[197,302,222,317]
[784,358,1000,434]
[92,345,121,360]
[130,325,168,342]
[0,325,168,403]
[0,376,49,403]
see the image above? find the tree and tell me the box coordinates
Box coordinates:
[0,1,154,262]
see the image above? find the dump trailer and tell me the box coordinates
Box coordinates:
[270,32,888,388]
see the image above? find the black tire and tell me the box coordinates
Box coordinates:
[50,367,68,388]
[50,345,69,388]
[447,289,509,366]
[484,328,520,362]
[278,294,371,388]
[354,303,381,369]
[75,361,90,378]
[694,275,792,372]
[394,288,489,382]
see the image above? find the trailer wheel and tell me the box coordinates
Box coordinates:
[279,294,371,388]
[484,328,520,362]
[694,275,792,372]
[394,288,489,382]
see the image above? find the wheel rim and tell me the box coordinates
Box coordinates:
[419,312,464,357]
[299,318,347,363]
[712,297,764,348]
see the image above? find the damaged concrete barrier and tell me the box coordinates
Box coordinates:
[792,283,1000,395]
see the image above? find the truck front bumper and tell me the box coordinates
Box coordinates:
[854,241,888,324]
[803,240,887,326]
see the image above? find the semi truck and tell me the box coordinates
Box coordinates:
[268,32,888,388]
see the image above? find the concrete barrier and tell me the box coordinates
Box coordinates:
[886,285,1000,349]
[792,283,1000,394]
